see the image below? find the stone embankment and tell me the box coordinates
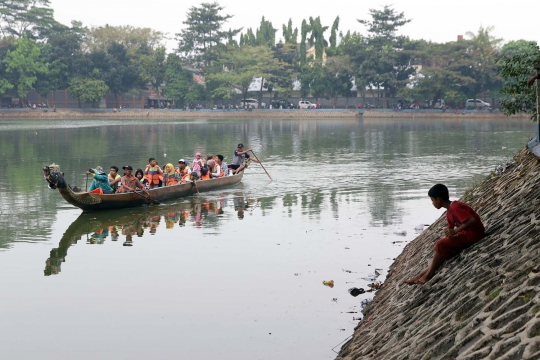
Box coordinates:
[337,146,540,360]
[0,108,525,119]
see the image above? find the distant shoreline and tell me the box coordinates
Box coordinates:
[0,108,527,120]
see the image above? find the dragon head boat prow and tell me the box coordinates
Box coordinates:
[43,163,67,190]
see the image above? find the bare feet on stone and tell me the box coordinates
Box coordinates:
[404,268,428,285]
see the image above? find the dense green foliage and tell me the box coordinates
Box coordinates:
[0,1,539,113]
[2,36,48,98]
[67,74,109,107]
[497,42,540,120]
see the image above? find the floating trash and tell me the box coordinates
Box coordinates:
[360,298,372,309]
[394,230,407,236]
[367,282,381,291]
[348,287,365,297]
[361,274,377,282]
[323,280,335,288]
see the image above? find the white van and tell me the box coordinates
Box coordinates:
[465,99,490,109]
[298,100,316,109]
[240,98,265,108]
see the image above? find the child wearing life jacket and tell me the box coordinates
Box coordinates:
[163,163,180,186]
[135,169,150,190]
[192,152,204,176]
[144,158,163,189]
[200,163,210,180]
[108,166,121,192]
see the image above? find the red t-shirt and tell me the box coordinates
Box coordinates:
[446,201,485,234]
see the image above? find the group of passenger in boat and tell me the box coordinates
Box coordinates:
[85,143,258,194]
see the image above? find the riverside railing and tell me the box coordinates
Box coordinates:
[0,107,503,114]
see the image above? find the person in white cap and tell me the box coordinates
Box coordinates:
[177,159,191,177]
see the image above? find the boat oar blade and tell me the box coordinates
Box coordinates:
[136,191,160,205]
[250,150,272,181]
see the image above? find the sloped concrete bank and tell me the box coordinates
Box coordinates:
[337,147,540,360]
[0,109,525,119]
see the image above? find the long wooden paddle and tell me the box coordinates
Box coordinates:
[123,185,160,205]
[250,150,273,181]
[85,174,89,191]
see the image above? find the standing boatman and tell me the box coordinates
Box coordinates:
[228,143,260,175]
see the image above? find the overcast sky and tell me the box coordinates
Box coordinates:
[50,0,539,49]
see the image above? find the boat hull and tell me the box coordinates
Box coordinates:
[57,173,244,211]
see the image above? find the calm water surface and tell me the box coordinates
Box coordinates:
[0,117,534,359]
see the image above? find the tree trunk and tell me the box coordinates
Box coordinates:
[258,78,264,108]
[243,88,249,109]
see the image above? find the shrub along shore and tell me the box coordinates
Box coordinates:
[0,109,527,120]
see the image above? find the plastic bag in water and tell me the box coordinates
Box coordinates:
[348,287,365,297]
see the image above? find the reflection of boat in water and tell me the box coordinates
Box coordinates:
[44,196,253,276]
[42,164,244,211]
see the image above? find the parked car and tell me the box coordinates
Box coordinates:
[465,99,490,109]
[240,98,265,108]
[270,99,294,109]
[298,100,316,109]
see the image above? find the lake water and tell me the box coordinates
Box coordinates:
[0,117,534,360]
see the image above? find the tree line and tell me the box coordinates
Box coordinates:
[0,0,539,113]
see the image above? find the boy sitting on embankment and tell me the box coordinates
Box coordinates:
[405,184,485,285]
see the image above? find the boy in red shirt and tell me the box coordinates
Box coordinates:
[405,184,485,285]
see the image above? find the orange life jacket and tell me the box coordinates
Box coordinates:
[145,166,162,185]
[181,174,189,184]
[177,167,189,176]
[108,174,120,191]
[200,173,210,180]
[164,172,178,186]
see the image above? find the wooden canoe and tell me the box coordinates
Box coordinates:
[43,164,244,211]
